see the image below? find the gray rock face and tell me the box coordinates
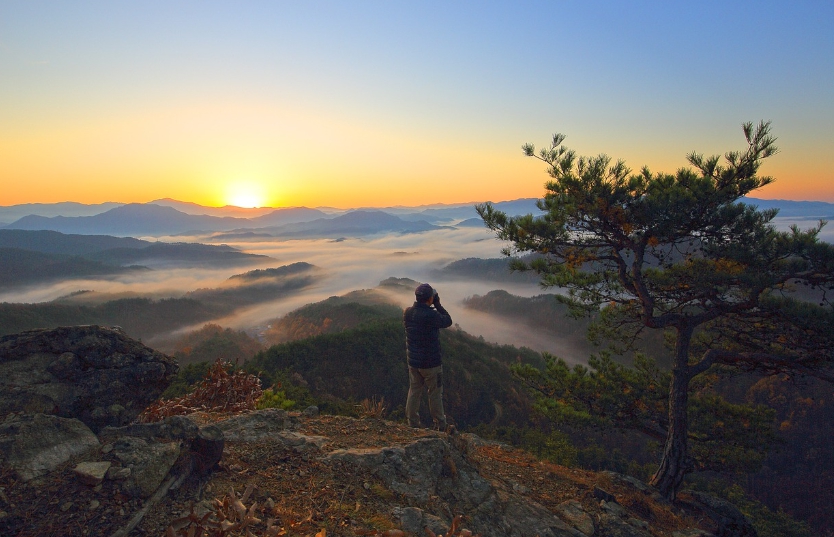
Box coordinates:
[0,326,178,432]
[99,415,200,443]
[324,435,584,537]
[0,413,100,481]
[556,500,595,536]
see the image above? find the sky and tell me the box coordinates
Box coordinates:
[1,1,833,208]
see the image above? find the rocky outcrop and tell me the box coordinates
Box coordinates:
[325,435,585,537]
[0,325,178,432]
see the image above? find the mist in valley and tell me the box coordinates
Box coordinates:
[0,225,598,364]
[2,206,828,367]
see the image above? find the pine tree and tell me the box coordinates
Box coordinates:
[478,122,834,499]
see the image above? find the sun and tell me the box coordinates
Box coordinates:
[226,182,267,208]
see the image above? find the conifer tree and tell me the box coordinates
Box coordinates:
[478,122,834,499]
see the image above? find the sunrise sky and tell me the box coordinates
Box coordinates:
[2,1,833,208]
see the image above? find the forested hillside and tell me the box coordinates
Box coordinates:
[0,297,224,340]
[247,318,543,429]
[0,247,146,288]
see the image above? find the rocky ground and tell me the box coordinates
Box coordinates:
[1,409,738,537]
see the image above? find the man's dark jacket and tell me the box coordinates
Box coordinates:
[404,301,453,369]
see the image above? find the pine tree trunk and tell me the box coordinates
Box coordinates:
[650,324,693,500]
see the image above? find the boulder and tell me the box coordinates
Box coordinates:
[0,325,178,432]
[0,413,100,481]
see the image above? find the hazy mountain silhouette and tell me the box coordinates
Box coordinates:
[406,198,540,222]
[741,197,834,218]
[0,202,123,225]
[149,198,276,218]
[247,207,330,227]
[150,198,329,225]
[261,210,447,237]
[4,203,251,236]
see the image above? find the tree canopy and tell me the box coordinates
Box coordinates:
[478,122,834,499]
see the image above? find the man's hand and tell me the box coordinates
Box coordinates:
[433,293,441,307]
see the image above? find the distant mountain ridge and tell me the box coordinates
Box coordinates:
[0,202,122,225]
[5,204,251,236]
[3,197,831,238]
[259,210,447,237]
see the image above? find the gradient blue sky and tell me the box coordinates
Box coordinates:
[2,1,832,207]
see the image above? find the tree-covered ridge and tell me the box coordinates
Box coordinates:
[262,291,404,345]
[186,264,321,310]
[0,263,320,339]
[0,247,147,289]
[0,229,147,255]
[226,262,316,282]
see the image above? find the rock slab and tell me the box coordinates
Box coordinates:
[0,413,100,481]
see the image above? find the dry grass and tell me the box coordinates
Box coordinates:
[357,396,387,419]
[139,359,263,423]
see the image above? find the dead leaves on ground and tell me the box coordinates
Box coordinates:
[166,484,284,537]
[165,483,478,537]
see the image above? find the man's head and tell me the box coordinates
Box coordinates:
[415,283,435,304]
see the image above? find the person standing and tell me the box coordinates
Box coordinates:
[404,283,453,430]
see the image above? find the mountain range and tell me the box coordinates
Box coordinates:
[0,199,543,237]
[2,197,832,238]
